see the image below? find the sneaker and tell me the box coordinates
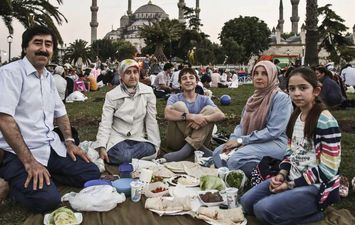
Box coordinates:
[153,158,167,164]
[339,175,349,198]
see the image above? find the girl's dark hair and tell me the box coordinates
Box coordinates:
[315,66,333,79]
[178,67,198,82]
[286,67,326,139]
[21,25,58,58]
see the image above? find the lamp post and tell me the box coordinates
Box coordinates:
[7,35,13,62]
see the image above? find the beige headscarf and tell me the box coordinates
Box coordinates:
[118,59,139,75]
[241,60,280,135]
[118,59,140,96]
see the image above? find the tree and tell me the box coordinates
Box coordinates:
[318,4,351,64]
[304,0,319,66]
[174,29,202,61]
[183,6,202,31]
[114,40,137,61]
[140,18,185,62]
[0,0,13,33]
[64,39,92,66]
[0,0,67,44]
[219,16,271,63]
[220,37,245,64]
[91,39,118,61]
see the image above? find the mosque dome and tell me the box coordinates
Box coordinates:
[134,2,166,14]
[133,1,168,20]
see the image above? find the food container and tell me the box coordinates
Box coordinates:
[198,190,225,207]
[225,187,238,209]
[224,170,246,192]
[130,180,144,202]
[118,163,133,178]
[83,179,112,188]
[194,151,204,164]
[144,181,169,198]
[112,178,133,196]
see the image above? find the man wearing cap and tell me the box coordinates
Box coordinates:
[95,59,161,164]
[0,25,100,213]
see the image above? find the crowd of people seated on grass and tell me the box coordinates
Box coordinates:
[0,25,353,225]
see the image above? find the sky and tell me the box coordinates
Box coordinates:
[0,0,354,59]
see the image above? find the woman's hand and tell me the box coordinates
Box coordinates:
[222,140,241,154]
[97,147,110,163]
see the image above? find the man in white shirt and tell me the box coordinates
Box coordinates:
[52,65,67,101]
[170,64,184,92]
[210,68,221,88]
[341,64,355,87]
[0,26,100,213]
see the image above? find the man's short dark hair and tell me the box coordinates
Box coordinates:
[200,74,211,83]
[163,63,174,71]
[178,67,198,82]
[21,25,58,58]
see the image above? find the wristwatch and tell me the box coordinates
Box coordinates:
[181,112,187,121]
[236,138,243,145]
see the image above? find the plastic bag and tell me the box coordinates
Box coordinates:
[79,141,105,172]
[62,185,126,212]
[200,175,225,191]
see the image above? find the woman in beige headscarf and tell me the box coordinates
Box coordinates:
[213,60,293,178]
[95,59,161,164]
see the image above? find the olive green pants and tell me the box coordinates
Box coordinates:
[166,101,216,151]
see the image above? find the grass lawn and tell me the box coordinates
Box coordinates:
[0,84,354,225]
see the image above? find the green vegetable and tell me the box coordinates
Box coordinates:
[200,175,225,191]
[49,207,77,225]
[226,171,244,188]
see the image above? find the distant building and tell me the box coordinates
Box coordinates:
[104,1,169,53]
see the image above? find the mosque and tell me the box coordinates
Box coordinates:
[264,0,355,64]
[90,0,355,62]
[90,0,200,53]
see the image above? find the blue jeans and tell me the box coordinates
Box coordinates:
[107,140,156,165]
[240,179,324,225]
[0,149,100,213]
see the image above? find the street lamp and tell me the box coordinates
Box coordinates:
[7,35,13,62]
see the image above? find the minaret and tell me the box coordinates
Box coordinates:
[178,0,186,23]
[195,0,200,21]
[127,0,132,16]
[290,0,300,34]
[90,0,98,43]
[277,0,284,34]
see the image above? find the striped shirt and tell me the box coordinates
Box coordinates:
[280,110,341,210]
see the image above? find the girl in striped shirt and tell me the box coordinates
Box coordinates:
[240,67,341,225]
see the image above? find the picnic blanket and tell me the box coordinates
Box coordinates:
[22,164,355,225]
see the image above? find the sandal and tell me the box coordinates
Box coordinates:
[339,175,349,198]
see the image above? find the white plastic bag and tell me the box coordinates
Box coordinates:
[66,91,88,103]
[79,141,105,172]
[62,185,126,212]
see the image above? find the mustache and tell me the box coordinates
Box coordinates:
[35,51,49,57]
